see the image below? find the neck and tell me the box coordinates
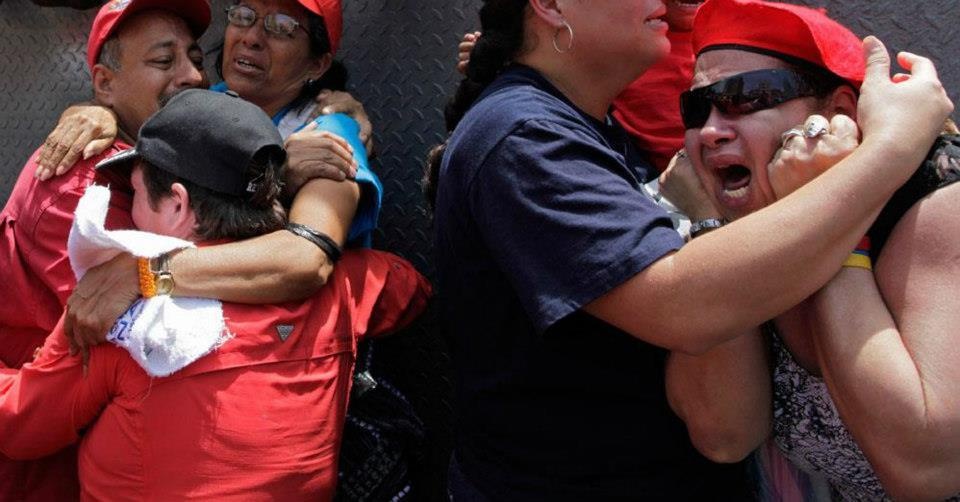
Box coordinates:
[259,98,289,119]
[516,44,650,121]
[117,126,136,146]
[252,86,304,118]
[110,108,137,147]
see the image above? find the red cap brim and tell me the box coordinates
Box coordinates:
[87,0,211,72]
[692,0,865,88]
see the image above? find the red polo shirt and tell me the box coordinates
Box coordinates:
[0,249,430,501]
[612,30,695,173]
[0,142,132,501]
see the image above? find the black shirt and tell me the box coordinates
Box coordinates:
[434,65,748,501]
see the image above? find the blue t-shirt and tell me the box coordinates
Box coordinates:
[435,65,747,500]
[210,81,382,247]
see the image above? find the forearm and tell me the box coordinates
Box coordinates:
[170,177,359,303]
[666,329,771,463]
[168,232,325,302]
[591,142,913,353]
[811,268,960,500]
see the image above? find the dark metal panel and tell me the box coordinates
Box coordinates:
[0,1,96,203]
[0,0,958,499]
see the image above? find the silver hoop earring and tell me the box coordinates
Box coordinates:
[552,20,574,54]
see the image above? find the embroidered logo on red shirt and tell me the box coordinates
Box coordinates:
[276,324,294,342]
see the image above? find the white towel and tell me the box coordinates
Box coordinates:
[68,185,232,377]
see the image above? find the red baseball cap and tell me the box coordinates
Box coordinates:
[298,0,343,55]
[692,0,865,88]
[87,0,211,72]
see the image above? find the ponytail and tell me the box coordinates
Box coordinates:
[423,0,529,209]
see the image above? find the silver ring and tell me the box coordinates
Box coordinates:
[780,127,804,146]
[804,116,830,138]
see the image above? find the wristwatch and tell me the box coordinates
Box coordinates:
[149,252,175,296]
[689,218,726,237]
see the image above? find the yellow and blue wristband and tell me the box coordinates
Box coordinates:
[842,236,872,271]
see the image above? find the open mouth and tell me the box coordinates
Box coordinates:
[669,0,704,12]
[718,164,751,198]
[234,57,263,72]
[645,6,669,28]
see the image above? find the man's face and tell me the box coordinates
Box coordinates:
[130,165,166,235]
[130,164,194,239]
[684,50,820,221]
[102,10,205,136]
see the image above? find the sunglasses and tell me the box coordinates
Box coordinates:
[225,4,307,39]
[680,69,827,129]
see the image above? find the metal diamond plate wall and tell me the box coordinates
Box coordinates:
[1,0,959,499]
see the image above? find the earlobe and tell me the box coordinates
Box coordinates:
[92,64,115,105]
[307,53,334,82]
[171,183,190,215]
[169,182,195,235]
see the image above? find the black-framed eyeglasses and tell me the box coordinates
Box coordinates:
[225,4,307,39]
[680,68,827,129]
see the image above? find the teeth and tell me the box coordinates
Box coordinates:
[723,186,749,199]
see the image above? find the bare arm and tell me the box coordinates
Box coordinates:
[171,177,359,300]
[65,177,359,346]
[585,39,953,354]
[808,183,960,501]
[666,328,771,462]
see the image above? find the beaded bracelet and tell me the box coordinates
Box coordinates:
[137,257,156,298]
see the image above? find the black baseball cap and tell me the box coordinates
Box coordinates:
[97,89,286,197]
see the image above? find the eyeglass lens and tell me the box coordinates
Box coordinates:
[226,5,302,38]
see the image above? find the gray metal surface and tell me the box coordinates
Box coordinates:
[0,0,958,499]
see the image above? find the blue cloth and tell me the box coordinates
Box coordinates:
[435,65,747,501]
[209,81,381,247]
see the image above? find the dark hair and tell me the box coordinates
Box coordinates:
[423,0,529,209]
[212,3,347,109]
[139,154,285,240]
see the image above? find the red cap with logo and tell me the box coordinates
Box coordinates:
[692,0,865,88]
[298,0,343,55]
[87,0,211,72]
